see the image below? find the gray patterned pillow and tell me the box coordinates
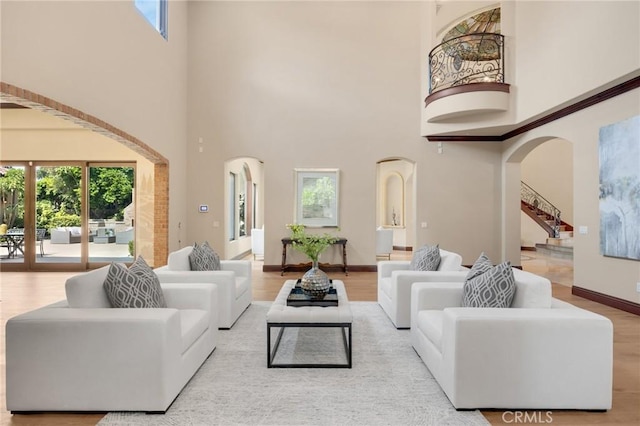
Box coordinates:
[103,256,167,308]
[462,261,516,308]
[189,241,221,271]
[465,252,493,281]
[410,244,441,271]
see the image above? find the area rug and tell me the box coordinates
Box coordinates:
[99,302,489,426]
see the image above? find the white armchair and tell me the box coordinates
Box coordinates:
[410,268,613,410]
[6,266,219,413]
[377,248,465,328]
[154,246,252,329]
[376,227,394,259]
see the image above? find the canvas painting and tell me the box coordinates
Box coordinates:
[598,115,640,260]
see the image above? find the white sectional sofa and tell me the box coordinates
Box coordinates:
[377,248,465,328]
[410,267,613,410]
[5,266,219,413]
[154,246,252,329]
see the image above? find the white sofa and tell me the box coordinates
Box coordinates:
[410,267,613,410]
[154,246,252,329]
[377,249,465,328]
[6,266,219,413]
[50,227,82,244]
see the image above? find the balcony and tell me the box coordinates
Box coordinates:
[425,33,510,122]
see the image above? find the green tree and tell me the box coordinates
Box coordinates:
[0,167,25,228]
[36,166,82,216]
[89,167,133,220]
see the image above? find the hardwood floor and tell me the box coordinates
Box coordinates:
[0,251,638,425]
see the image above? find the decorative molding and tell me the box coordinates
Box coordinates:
[425,75,640,142]
[572,286,640,316]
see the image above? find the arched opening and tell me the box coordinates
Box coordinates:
[0,83,169,270]
[224,157,264,260]
[504,136,574,285]
[376,158,416,253]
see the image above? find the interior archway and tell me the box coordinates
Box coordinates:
[0,82,169,268]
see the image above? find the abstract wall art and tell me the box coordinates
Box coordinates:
[598,115,640,261]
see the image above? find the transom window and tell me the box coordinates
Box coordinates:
[135,0,168,39]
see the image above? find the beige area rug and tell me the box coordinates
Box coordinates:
[99,302,489,426]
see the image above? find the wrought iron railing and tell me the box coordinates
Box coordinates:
[428,32,504,94]
[521,181,561,238]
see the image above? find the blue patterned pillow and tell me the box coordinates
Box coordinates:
[189,241,221,271]
[462,261,516,308]
[410,244,441,271]
[103,256,167,308]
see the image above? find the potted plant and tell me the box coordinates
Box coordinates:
[286,224,339,298]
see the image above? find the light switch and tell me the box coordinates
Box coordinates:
[579,226,588,235]
[421,222,428,228]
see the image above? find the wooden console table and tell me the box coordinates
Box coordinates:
[281,237,348,276]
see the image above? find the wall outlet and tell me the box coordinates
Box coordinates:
[636,282,640,293]
[421,222,428,228]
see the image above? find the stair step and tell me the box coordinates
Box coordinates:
[535,243,573,259]
[546,237,573,247]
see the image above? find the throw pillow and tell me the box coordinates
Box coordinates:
[103,256,167,308]
[189,241,221,271]
[462,261,516,308]
[465,252,493,281]
[409,244,441,271]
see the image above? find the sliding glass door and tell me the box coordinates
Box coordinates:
[0,162,135,271]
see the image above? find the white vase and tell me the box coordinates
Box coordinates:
[300,260,331,299]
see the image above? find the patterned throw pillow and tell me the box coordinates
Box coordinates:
[462,261,516,308]
[410,244,441,271]
[189,241,221,271]
[465,252,493,281]
[103,256,167,308]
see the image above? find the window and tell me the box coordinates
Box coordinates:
[134,0,168,39]
[228,172,236,241]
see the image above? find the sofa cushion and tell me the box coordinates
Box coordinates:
[189,241,221,271]
[410,244,441,271]
[179,309,210,354]
[462,261,516,308]
[103,257,167,308]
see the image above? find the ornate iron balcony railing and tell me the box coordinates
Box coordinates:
[521,181,562,238]
[428,32,504,94]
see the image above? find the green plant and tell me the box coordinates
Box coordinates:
[128,240,135,257]
[286,223,339,263]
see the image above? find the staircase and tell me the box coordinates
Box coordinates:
[521,182,573,259]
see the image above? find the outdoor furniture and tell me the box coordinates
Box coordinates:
[115,227,134,245]
[94,228,115,244]
[36,228,45,256]
[3,228,25,258]
[50,227,82,244]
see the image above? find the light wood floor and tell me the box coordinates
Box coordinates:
[0,251,638,425]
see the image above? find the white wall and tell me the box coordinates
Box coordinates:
[0,0,190,252]
[186,1,504,267]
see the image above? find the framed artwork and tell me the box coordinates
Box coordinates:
[599,115,640,261]
[294,168,339,227]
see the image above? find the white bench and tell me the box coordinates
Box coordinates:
[266,279,352,368]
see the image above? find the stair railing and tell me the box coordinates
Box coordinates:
[521,181,561,238]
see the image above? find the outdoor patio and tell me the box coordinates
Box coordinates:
[0,238,133,264]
